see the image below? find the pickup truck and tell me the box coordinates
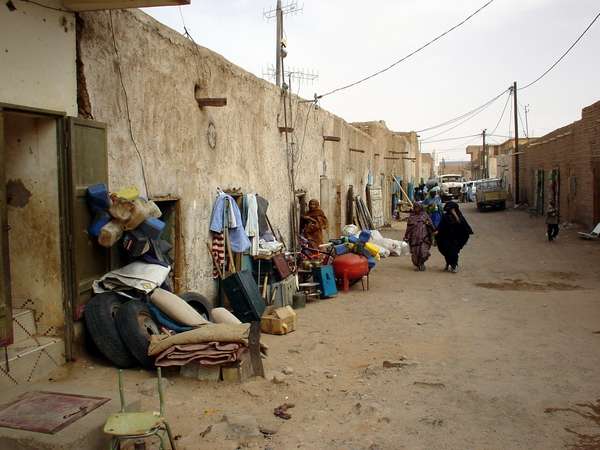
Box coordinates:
[438,174,465,202]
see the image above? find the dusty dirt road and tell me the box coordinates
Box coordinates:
[61,204,600,449]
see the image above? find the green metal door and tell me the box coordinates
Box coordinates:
[65,117,110,321]
[0,112,13,347]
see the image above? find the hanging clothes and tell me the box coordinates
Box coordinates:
[210,193,250,253]
[211,232,225,279]
[244,193,260,256]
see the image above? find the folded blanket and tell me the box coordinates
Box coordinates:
[154,342,246,367]
[148,323,250,356]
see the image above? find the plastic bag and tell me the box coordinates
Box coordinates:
[342,224,360,236]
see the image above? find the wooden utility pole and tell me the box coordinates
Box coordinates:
[275,0,283,87]
[482,129,487,179]
[513,81,520,203]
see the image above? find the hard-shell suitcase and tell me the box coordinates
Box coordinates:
[222,270,266,322]
[312,265,338,298]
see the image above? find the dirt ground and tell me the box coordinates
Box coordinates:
[54,204,600,450]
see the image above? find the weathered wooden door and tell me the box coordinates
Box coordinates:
[0,112,13,347]
[64,118,110,323]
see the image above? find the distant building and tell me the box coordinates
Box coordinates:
[438,160,471,180]
[420,153,434,182]
[467,138,535,200]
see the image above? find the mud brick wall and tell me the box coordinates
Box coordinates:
[521,100,600,227]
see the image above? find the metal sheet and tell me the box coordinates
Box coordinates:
[0,391,110,434]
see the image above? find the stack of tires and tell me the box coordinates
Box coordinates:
[84,291,211,369]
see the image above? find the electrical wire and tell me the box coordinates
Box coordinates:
[16,0,68,12]
[516,104,528,138]
[108,11,150,197]
[520,10,600,90]
[421,133,481,144]
[506,95,513,139]
[316,0,496,99]
[417,88,509,133]
[489,89,512,137]
[420,89,509,141]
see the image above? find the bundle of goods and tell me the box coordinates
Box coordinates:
[87,184,166,255]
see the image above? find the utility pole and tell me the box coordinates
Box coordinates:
[513,81,520,203]
[482,129,487,179]
[524,104,530,138]
[275,0,283,87]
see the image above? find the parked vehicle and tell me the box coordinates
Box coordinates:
[475,178,507,210]
[438,174,465,202]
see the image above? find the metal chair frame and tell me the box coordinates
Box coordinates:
[106,367,177,450]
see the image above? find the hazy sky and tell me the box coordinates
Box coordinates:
[145,0,600,161]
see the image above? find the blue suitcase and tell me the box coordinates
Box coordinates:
[312,265,338,298]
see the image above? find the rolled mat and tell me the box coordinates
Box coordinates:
[148,323,250,356]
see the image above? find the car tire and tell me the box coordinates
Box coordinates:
[178,291,213,320]
[116,300,161,369]
[84,293,137,368]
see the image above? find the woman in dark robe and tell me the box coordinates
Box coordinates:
[301,199,329,248]
[404,203,435,271]
[436,201,473,273]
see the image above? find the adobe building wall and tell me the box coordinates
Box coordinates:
[521,100,600,227]
[78,9,415,300]
[0,1,77,115]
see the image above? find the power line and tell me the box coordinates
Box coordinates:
[516,102,528,138]
[420,91,506,141]
[422,133,481,144]
[490,89,512,136]
[316,0,497,99]
[16,0,68,12]
[417,88,509,133]
[519,10,600,90]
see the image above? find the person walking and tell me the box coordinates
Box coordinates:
[423,189,443,228]
[404,203,435,271]
[436,201,473,273]
[546,200,560,242]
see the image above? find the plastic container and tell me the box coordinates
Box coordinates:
[86,183,110,212]
[332,253,369,281]
[113,186,140,201]
[109,197,133,222]
[358,230,371,243]
[139,217,166,239]
[88,211,111,238]
[334,244,349,255]
[98,220,123,247]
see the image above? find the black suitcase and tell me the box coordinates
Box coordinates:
[222,270,266,322]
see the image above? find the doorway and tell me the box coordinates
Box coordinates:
[593,161,600,225]
[1,112,63,341]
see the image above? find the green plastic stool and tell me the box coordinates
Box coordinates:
[104,367,177,450]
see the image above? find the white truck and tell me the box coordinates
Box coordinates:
[438,174,465,202]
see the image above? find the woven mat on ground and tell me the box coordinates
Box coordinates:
[148,323,250,356]
[154,342,246,367]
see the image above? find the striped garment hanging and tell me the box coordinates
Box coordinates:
[211,232,225,279]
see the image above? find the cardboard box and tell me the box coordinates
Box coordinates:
[261,306,297,335]
[221,350,253,383]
